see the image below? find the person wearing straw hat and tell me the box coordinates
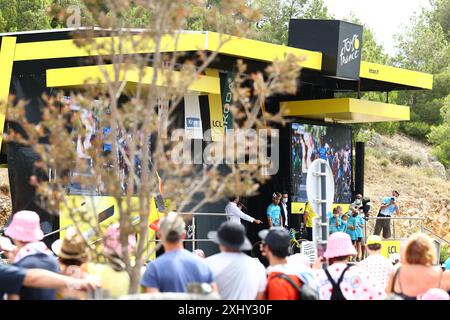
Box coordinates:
[314,232,385,300]
[51,227,91,299]
[4,210,59,300]
[140,213,217,293]
[359,235,394,290]
[205,221,267,300]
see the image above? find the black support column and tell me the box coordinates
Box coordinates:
[355,141,365,196]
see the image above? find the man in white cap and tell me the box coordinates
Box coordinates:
[205,221,266,300]
[314,232,386,300]
[359,235,394,290]
[140,213,217,293]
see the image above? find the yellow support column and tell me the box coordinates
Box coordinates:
[0,37,17,151]
[205,69,224,141]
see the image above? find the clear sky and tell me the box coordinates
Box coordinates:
[322,0,431,56]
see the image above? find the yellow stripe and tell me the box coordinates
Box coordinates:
[0,37,16,151]
[46,64,221,94]
[205,69,224,141]
[14,33,207,61]
[281,98,410,123]
[13,32,322,71]
[360,61,433,90]
[207,32,322,71]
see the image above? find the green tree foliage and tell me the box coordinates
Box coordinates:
[0,0,52,32]
[428,100,450,167]
[251,0,330,45]
[394,0,450,143]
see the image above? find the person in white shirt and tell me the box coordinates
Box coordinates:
[206,221,267,300]
[359,235,394,290]
[225,196,262,225]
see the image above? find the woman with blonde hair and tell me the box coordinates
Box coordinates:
[386,233,450,299]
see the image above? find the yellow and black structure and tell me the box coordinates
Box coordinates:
[0,20,432,252]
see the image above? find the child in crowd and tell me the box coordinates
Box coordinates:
[355,210,365,261]
[345,207,359,261]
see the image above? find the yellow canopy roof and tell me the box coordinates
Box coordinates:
[281,98,410,123]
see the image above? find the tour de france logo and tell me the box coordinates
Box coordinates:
[340,34,360,66]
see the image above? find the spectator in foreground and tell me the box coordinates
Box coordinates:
[141,213,217,293]
[359,235,394,290]
[0,263,99,299]
[259,227,319,300]
[386,233,450,299]
[417,288,449,300]
[206,221,266,299]
[4,210,59,300]
[314,232,385,300]
[85,223,135,298]
[51,227,90,299]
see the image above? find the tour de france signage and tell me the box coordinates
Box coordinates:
[288,19,363,80]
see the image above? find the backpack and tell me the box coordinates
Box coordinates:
[323,264,351,300]
[273,273,319,300]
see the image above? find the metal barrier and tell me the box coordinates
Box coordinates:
[154,212,232,250]
[365,216,425,241]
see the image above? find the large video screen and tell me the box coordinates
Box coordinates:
[291,122,352,203]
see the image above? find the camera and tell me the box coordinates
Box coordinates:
[391,197,396,202]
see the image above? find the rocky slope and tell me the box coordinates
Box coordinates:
[364,133,450,242]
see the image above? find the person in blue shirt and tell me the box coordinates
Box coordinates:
[341,213,349,233]
[355,212,365,261]
[374,191,400,239]
[345,207,359,260]
[328,207,343,234]
[318,135,329,160]
[141,213,217,293]
[267,193,282,228]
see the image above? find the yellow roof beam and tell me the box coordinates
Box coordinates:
[360,61,433,90]
[281,98,410,123]
[46,64,221,95]
[13,31,322,71]
[206,32,322,70]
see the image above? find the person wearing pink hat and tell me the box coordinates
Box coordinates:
[314,232,385,300]
[83,223,136,298]
[417,288,449,300]
[4,210,59,300]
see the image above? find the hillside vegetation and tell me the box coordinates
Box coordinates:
[364,133,450,242]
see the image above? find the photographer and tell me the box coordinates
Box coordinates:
[373,191,400,239]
